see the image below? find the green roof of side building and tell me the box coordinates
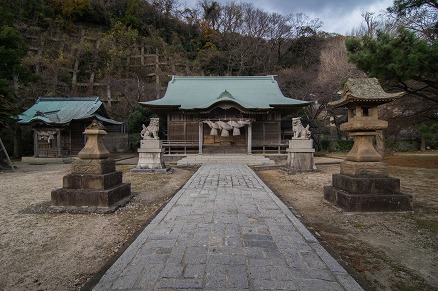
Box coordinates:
[140,76,311,110]
[18,97,122,125]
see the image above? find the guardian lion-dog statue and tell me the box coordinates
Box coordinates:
[141,118,159,139]
[292,117,311,139]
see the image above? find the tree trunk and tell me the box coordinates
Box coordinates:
[420,135,426,151]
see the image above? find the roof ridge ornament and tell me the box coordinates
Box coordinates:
[217,90,234,100]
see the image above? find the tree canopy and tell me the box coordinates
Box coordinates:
[346,0,438,148]
[346,28,438,104]
[0,25,28,128]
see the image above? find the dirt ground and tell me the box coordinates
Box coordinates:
[258,153,438,291]
[0,162,194,291]
[0,153,437,291]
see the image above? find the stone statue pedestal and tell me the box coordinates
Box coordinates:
[131,139,172,173]
[324,161,413,212]
[50,121,132,213]
[281,138,316,174]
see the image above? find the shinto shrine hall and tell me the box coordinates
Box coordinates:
[140,76,311,154]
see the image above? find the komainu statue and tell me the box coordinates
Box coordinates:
[141,118,159,139]
[292,117,311,139]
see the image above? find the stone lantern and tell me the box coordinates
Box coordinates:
[324,78,412,211]
[51,120,132,212]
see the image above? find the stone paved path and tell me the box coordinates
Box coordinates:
[94,164,363,290]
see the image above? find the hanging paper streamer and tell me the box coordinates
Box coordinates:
[203,120,219,136]
[216,120,232,137]
[228,120,251,136]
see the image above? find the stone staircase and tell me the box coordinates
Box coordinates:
[176,154,276,166]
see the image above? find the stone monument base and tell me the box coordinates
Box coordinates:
[50,184,132,213]
[132,139,171,173]
[281,139,316,174]
[50,158,132,213]
[324,161,413,212]
[340,161,388,177]
[131,167,173,174]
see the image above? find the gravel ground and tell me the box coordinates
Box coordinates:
[0,153,436,290]
[0,162,194,291]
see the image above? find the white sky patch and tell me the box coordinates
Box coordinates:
[303,0,393,34]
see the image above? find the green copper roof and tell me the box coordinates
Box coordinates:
[140,76,310,110]
[18,97,122,125]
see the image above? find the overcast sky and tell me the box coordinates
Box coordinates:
[181,0,394,35]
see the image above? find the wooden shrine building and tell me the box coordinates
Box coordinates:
[140,76,311,154]
[19,97,125,158]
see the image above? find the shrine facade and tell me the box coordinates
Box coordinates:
[140,76,311,154]
[19,97,126,158]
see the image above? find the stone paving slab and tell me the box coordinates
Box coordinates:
[93,164,363,291]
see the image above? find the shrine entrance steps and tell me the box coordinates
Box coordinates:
[176,154,275,166]
[203,146,247,154]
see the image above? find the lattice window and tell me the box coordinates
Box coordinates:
[252,122,264,146]
[264,122,280,144]
[186,122,199,141]
[168,122,185,140]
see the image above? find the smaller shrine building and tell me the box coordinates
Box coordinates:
[140,76,311,154]
[19,97,125,158]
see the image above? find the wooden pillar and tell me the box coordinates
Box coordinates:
[198,122,203,154]
[56,129,61,157]
[33,130,39,157]
[247,123,252,154]
[69,130,72,156]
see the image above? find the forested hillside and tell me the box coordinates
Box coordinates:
[0,0,436,154]
[0,0,363,121]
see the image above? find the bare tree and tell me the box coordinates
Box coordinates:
[199,0,221,30]
[241,3,270,38]
[217,1,243,33]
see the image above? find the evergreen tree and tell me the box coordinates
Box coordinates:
[346,28,438,104]
[0,25,28,128]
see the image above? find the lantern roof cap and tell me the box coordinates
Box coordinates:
[329,78,404,108]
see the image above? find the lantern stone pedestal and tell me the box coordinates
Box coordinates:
[281,138,316,173]
[324,161,413,212]
[323,78,412,212]
[131,139,172,173]
[50,120,132,213]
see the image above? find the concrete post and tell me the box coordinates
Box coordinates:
[33,130,39,157]
[247,123,252,154]
[199,122,203,154]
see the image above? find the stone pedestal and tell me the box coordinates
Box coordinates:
[131,139,172,173]
[324,161,412,212]
[281,139,316,174]
[51,158,132,213]
[50,121,132,213]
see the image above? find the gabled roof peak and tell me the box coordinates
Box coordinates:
[217,90,234,100]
